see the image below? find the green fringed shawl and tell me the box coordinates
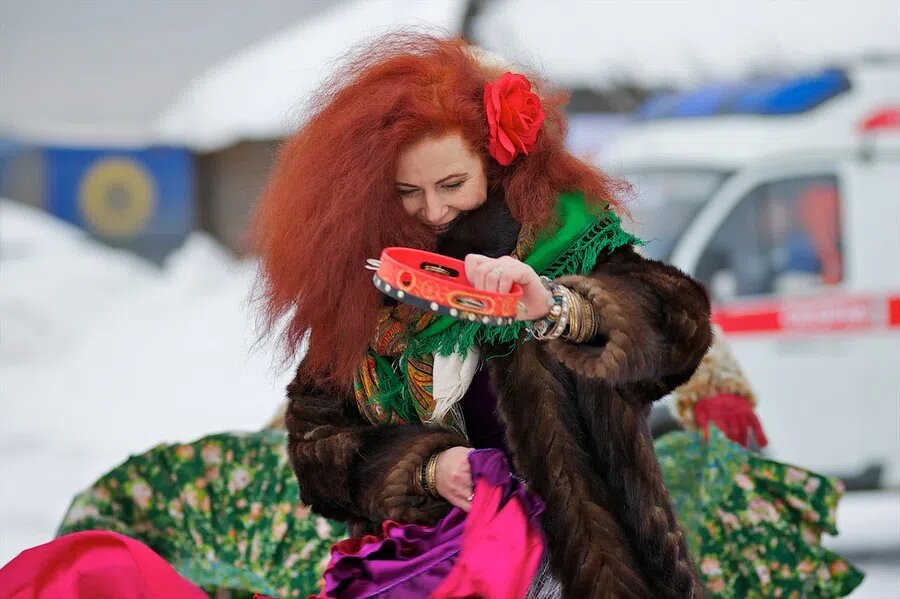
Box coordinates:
[367,191,641,422]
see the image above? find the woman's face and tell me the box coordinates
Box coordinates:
[396,133,488,234]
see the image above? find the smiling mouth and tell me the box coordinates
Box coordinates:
[428,216,460,234]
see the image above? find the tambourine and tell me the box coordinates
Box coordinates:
[366,248,523,325]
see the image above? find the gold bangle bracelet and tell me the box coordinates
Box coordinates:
[580,297,592,342]
[564,286,579,341]
[573,291,588,343]
[563,289,596,343]
[585,294,598,340]
[415,463,425,495]
[426,453,440,498]
[578,292,592,342]
[561,287,578,342]
[569,289,584,341]
[424,456,433,497]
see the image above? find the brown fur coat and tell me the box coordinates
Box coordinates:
[284,246,712,598]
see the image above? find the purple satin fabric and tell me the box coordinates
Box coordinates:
[321,449,544,599]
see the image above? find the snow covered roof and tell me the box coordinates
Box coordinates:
[472,0,900,90]
[155,0,899,151]
[154,0,466,151]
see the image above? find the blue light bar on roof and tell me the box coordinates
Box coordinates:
[636,69,851,120]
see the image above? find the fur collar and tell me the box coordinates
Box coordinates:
[436,189,521,260]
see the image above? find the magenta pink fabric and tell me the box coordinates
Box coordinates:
[318,449,544,598]
[430,452,544,598]
[0,530,207,599]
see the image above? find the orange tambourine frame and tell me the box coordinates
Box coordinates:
[369,248,522,325]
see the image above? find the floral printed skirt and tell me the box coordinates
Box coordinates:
[58,428,862,598]
[657,427,863,598]
[57,431,346,598]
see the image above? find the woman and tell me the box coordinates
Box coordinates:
[254,33,711,598]
[55,33,861,599]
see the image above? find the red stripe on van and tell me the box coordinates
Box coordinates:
[714,293,900,334]
[713,305,780,333]
[889,296,900,327]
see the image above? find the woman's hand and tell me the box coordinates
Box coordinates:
[434,446,475,512]
[464,254,552,320]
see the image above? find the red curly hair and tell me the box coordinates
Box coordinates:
[251,33,625,388]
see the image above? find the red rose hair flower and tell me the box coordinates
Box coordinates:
[484,72,545,166]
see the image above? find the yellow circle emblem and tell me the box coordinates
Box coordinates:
[78,157,156,238]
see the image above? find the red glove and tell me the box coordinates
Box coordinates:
[693,394,768,448]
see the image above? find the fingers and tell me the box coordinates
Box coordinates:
[443,479,474,512]
[446,494,473,512]
[475,256,504,293]
[445,482,475,512]
[494,269,515,294]
[464,254,488,291]
[449,460,471,487]
[434,447,475,512]
[484,268,502,293]
[465,255,530,294]
[485,271,517,293]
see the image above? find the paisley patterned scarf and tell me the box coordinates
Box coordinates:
[353,192,640,427]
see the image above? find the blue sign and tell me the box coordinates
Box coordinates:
[44,146,194,259]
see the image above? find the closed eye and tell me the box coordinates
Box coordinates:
[442,181,464,191]
[397,188,421,198]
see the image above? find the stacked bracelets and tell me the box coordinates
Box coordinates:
[529,276,598,343]
[419,453,440,499]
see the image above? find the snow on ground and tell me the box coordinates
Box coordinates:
[1,199,290,565]
[1,199,898,595]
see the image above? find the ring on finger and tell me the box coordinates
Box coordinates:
[490,266,504,277]
[466,492,475,501]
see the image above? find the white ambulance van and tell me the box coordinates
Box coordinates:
[604,62,900,487]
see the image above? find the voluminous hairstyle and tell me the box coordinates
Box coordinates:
[251,32,625,388]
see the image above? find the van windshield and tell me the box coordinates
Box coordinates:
[619,169,731,260]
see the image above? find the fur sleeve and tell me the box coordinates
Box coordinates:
[669,324,758,429]
[284,374,468,525]
[545,246,712,394]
